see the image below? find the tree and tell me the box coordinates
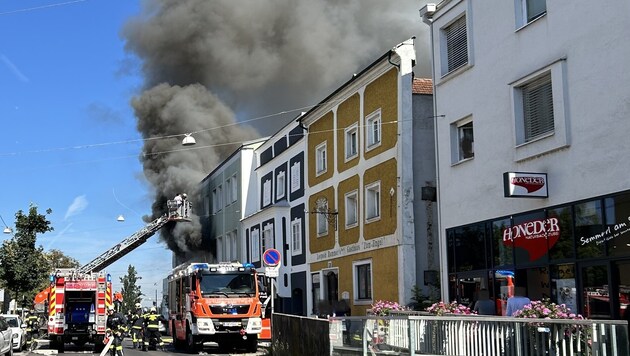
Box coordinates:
[0,205,54,310]
[119,265,143,314]
[32,249,82,293]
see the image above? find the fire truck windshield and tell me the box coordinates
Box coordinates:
[199,272,255,295]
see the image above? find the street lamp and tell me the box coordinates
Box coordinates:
[1,214,13,234]
[182,133,196,146]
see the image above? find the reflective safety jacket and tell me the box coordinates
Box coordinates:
[144,312,166,330]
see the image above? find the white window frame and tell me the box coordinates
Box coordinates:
[345,190,358,228]
[263,179,271,206]
[315,142,327,176]
[365,182,381,222]
[290,161,301,193]
[365,110,381,150]
[511,60,568,162]
[212,188,218,214]
[251,229,260,262]
[317,200,329,236]
[353,259,373,304]
[276,171,286,200]
[217,184,223,212]
[441,14,468,76]
[229,174,238,203]
[216,235,223,262]
[291,218,302,255]
[262,223,273,252]
[515,0,547,29]
[344,124,359,160]
[450,116,474,164]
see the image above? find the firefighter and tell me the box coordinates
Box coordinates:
[24,310,39,350]
[106,307,127,356]
[130,303,145,349]
[143,306,166,351]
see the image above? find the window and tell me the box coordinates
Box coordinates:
[291,218,302,255]
[290,161,301,193]
[451,118,474,163]
[225,230,237,261]
[276,171,286,200]
[212,189,218,214]
[353,260,372,302]
[262,224,273,251]
[444,15,468,74]
[512,61,568,161]
[345,125,358,160]
[204,194,210,217]
[226,175,237,203]
[365,182,380,221]
[345,190,358,227]
[216,235,223,262]
[251,229,260,262]
[263,179,271,206]
[521,73,554,142]
[315,142,327,175]
[366,110,381,149]
[317,200,329,236]
[516,0,546,27]
[217,185,223,211]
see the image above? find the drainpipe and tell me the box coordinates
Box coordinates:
[420,4,447,302]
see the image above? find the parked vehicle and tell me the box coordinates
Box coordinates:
[0,315,26,351]
[0,316,13,356]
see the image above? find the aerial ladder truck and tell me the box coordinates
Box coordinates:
[41,199,192,353]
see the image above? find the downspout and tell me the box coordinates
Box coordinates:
[421,5,446,302]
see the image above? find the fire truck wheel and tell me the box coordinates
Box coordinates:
[245,335,258,353]
[185,325,197,353]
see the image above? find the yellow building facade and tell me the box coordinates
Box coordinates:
[302,38,418,316]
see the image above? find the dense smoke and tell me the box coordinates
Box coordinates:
[122,0,430,257]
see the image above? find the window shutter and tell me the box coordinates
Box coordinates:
[523,73,554,141]
[446,16,468,73]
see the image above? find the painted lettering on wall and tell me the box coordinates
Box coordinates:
[580,216,630,246]
[313,235,396,262]
[502,217,560,262]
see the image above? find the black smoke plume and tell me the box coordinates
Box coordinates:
[122,0,430,259]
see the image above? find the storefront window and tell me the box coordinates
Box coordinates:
[605,194,630,257]
[512,211,548,265]
[548,206,575,261]
[493,218,513,267]
[447,231,456,274]
[551,264,577,313]
[582,264,611,319]
[453,223,487,271]
[575,199,606,259]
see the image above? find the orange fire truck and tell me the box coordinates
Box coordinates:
[167,262,265,353]
[42,199,192,352]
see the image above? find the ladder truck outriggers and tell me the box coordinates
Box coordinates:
[43,199,192,353]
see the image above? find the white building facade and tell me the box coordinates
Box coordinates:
[423,0,630,318]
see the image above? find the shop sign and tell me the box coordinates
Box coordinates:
[503,172,548,198]
[503,217,560,261]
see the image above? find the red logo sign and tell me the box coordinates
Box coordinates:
[511,176,545,193]
[503,217,560,261]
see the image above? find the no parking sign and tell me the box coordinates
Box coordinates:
[263,248,281,277]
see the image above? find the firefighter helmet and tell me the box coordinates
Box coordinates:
[150,307,156,313]
[135,302,141,308]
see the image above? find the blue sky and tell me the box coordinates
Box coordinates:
[0,0,167,306]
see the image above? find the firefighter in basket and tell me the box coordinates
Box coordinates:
[106,307,127,356]
[143,307,166,351]
[130,303,145,349]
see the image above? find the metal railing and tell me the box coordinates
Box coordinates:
[328,314,629,356]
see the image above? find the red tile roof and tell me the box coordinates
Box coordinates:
[413,78,433,95]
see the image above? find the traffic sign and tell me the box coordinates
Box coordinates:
[265,265,279,278]
[263,248,281,267]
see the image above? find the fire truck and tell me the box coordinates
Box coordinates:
[43,199,192,352]
[167,262,264,353]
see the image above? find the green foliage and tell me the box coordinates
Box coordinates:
[410,284,440,311]
[0,205,54,306]
[119,265,143,314]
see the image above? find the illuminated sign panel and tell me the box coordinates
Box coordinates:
[503,172,548,198]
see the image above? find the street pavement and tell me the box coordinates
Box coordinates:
[18,335,270,356]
